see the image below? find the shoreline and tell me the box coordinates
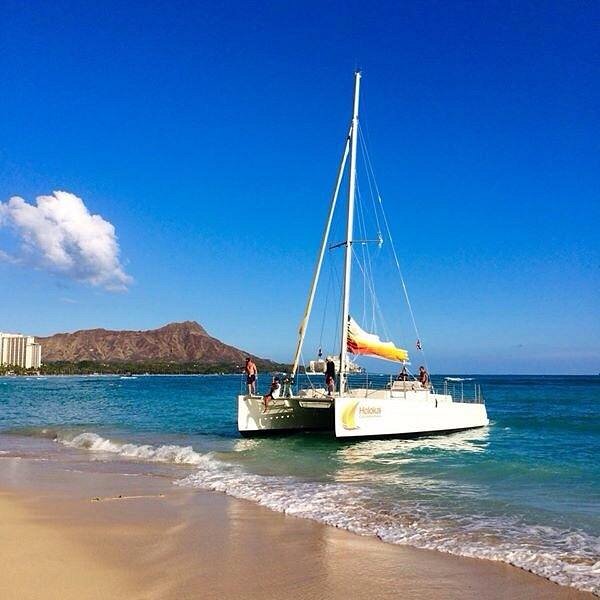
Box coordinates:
[2,373,598,377]
[0,455,594,600]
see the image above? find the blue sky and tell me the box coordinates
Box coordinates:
[0,1,598,373]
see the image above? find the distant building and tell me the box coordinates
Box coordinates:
[0,333,42,369]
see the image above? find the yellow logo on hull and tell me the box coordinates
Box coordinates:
[341,399,360,430]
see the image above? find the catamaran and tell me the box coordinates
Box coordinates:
[238,72,489,438]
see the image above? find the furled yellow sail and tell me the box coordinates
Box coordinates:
[347,317,409,363]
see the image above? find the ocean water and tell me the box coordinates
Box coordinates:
[0,374,598,594]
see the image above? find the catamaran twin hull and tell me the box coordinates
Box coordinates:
[237,390,489,438]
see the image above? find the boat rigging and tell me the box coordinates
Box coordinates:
[237,72,489,438]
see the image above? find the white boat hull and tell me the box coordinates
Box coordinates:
[237,395,334,435]
[238,389,488,438]
[334,393,488,438]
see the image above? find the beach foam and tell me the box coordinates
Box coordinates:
[61,432,211,466]
[177,462,600,595]
[48,430,600,595]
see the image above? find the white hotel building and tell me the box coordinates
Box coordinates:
[0,333,42,370]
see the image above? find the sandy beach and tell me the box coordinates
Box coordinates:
[0,456,594,600]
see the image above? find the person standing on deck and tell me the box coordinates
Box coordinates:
[418,365,429,387]
[244,357,258,395]
[325,357,336,396]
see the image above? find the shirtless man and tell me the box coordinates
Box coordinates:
[244,357,257,395]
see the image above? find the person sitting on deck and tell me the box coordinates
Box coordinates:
[325,358,336,396]
[263,377,281,412]
[397,365,409,381]
[418,366,430,387]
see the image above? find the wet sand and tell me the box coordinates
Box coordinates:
[0,457,594,600]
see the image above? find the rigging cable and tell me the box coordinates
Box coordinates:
[328,250,342,360]
[359,130,383,241]
[300,351,315,390]
[354,180,369,327]
[351,246,391,342]
[355,176,380,332]
[317,260,334,354]
[358,123,429,371]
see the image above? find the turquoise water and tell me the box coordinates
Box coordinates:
[1,374,598,593]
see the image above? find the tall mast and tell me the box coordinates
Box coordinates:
[290,125,352,379]
[339,71,361,395]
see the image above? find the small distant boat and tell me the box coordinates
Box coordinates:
[237,72,489,438]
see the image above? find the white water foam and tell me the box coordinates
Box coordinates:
[57,431,600,595]
[60,432,210,466]
[177,465,600,595]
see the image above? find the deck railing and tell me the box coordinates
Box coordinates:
[295,373,484,404]
[442,378,484,404]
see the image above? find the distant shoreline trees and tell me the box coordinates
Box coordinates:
[0,360,290,376]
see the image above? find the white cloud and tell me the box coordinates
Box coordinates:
[0,249,20,264]
[0,191,132,291]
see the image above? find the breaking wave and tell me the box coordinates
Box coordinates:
[61,432,209,466]
[48,430,600,595]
